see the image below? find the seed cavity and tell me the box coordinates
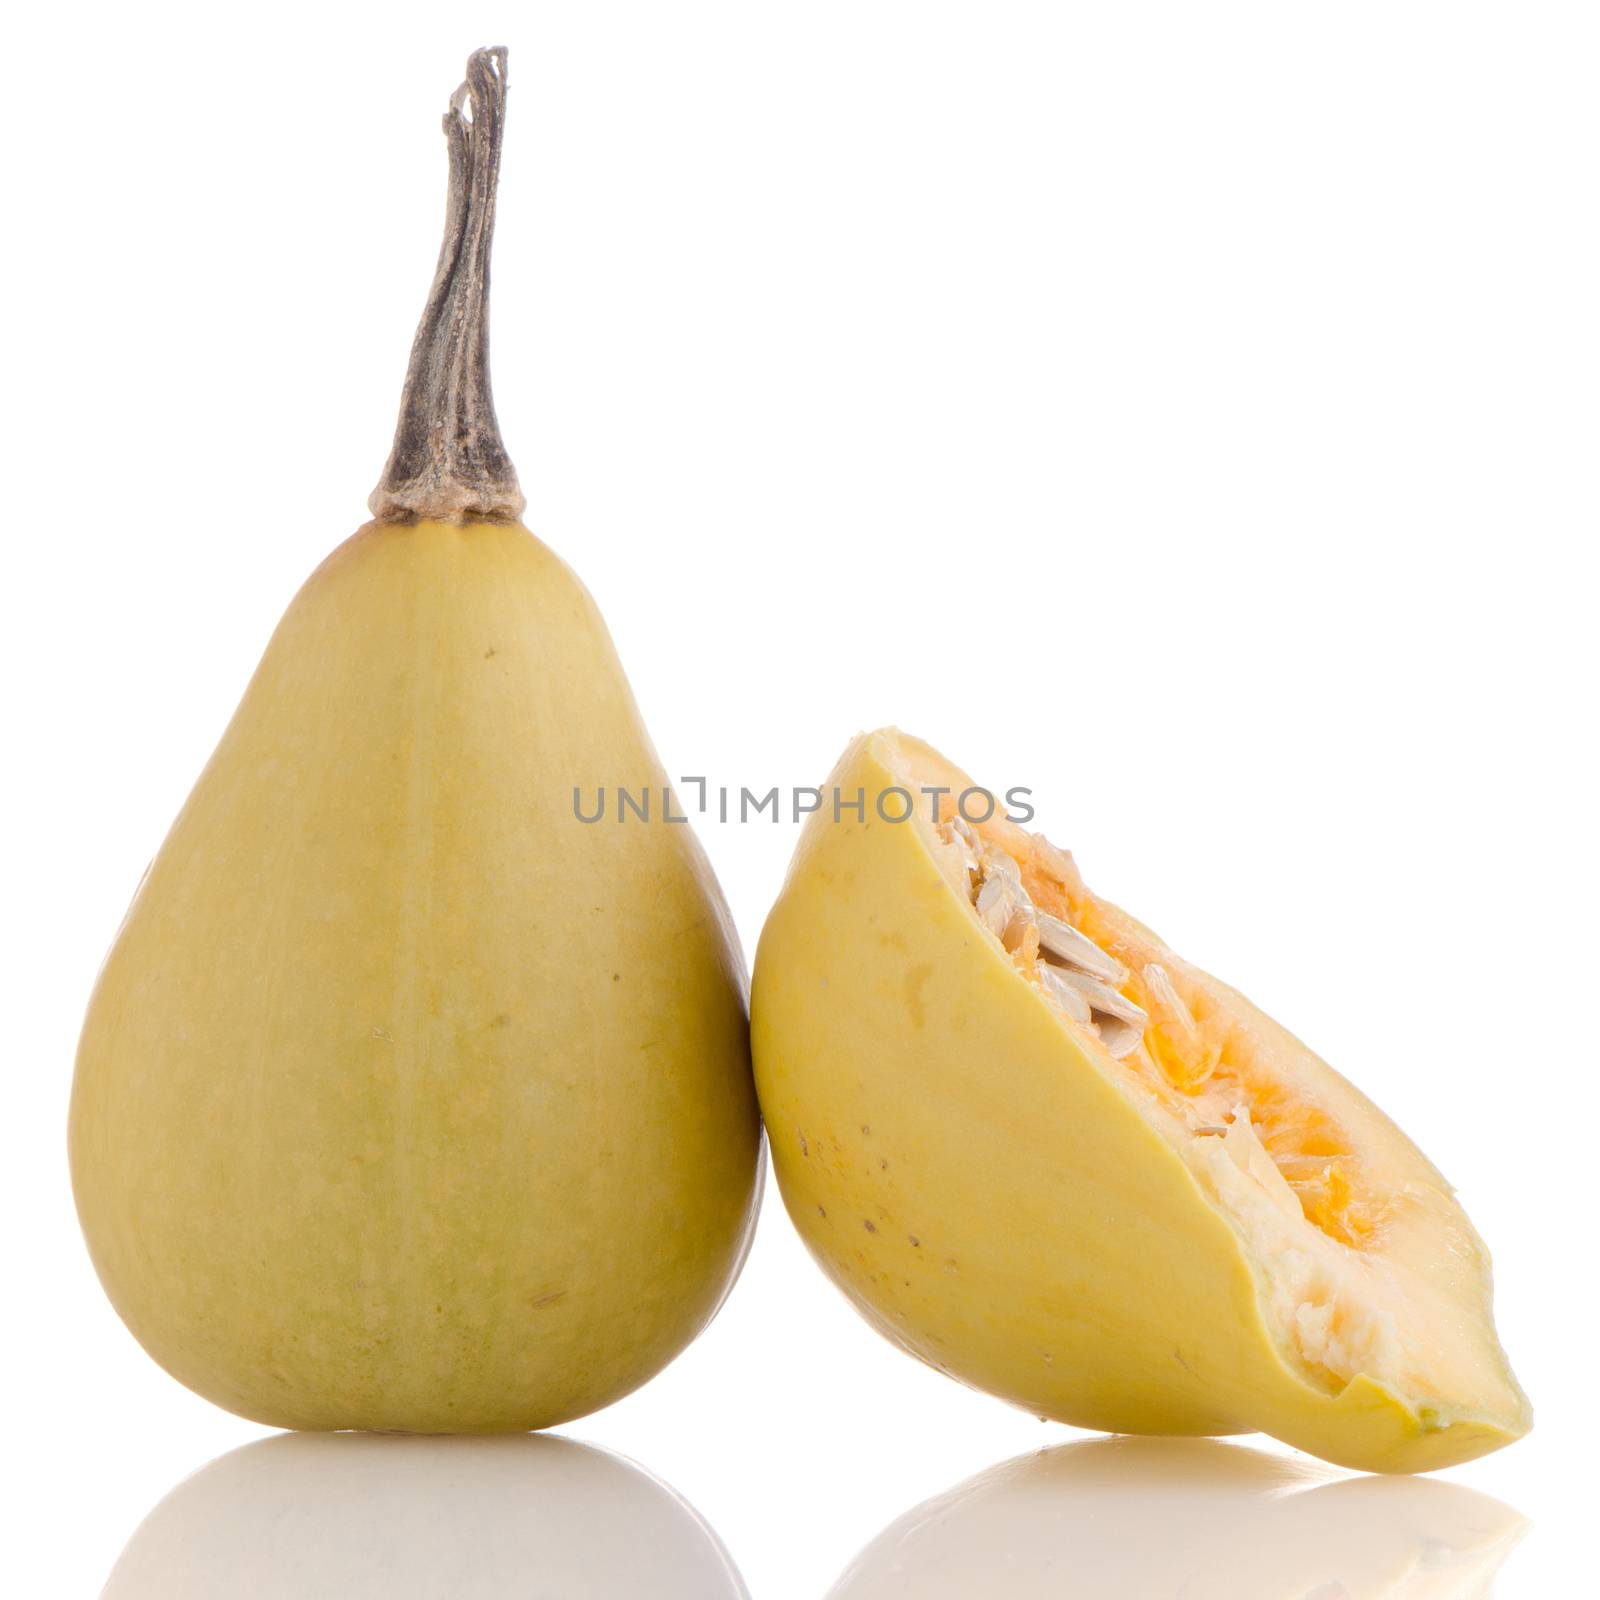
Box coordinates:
[941,816,983,889]
[951,827,1146,1059]
[1037,912,1129,985]
[940,816,1375,1250]
[1029,833,1078,884]
[975,873,1023,939]
[1055,982,1146,1058]
[1037,964,1092,1022]
[1143,961,1220,1090]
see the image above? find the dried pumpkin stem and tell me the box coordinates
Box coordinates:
[370,46,525,524]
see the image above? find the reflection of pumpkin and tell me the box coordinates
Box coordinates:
[827,1435,1524,1599]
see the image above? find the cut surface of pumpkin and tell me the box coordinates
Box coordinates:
[751,729,1529,1472]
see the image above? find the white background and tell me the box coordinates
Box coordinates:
[3,3,1596,1594]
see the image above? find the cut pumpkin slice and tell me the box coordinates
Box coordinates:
[751,729,1529,1472]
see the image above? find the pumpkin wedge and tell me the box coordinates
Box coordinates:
[751,729,1528,1471]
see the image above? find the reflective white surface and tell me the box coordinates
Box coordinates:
[829,1437,1525,1600]
[101,1434,749,1599]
